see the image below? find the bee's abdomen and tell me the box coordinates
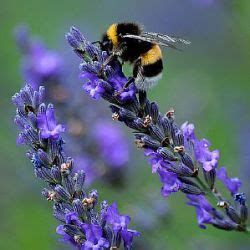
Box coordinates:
[134,45,163,90]
[140,44,163,78]
[142,59,163,77]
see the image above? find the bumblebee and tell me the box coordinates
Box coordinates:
[100,22,190,91]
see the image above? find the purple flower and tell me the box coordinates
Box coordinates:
[37,104,65,139]
[217,167,241,195]
[194,139,220,171]
[81,73,105,100]
[144,148,163,173]
[78,47,136,102]
[93,121,129,167]
[181,122,220,172]
[181,122,220,171]
[187,194,213,229]
[158,168,182,197]
[121,229,140,249]
[30,44,61,76]
[109,73,136,101]
[105,202,130,232]
[81,224,109,250]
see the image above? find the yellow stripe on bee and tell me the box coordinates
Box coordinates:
[141,45,162,65]
[107,23,118,47]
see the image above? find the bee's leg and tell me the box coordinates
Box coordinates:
[124,77,135,88]
[102,43,126,72]
[100,53,118,77]
[138,90,147,117]
[139,90,147,108]
[133,59,147,114]
[103,52,117,67]
[113,77,135,97]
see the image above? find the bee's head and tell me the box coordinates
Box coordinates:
[101,34,113,53]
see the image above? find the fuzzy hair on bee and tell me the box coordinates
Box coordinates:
[100,22,190,91]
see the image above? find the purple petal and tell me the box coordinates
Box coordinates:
[158,168,182,197]
[194,139,219,171]
[217,167,241,195]
[46,104,56,129]
[181,121,196,141]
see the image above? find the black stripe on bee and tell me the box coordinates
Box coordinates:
[142,59,163,77]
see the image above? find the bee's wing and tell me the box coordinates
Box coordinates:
[143,32,191,45]
[123,32,191,50]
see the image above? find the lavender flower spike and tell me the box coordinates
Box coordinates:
[67,26,249,232]
[12,84,139,249]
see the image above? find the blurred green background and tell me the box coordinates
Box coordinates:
[1,0,250,249]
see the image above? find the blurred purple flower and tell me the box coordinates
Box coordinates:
[131,194,170,231]
[93,121,129,168]
[37,104,65,139]
[15,26,62,88]
[28,44,61,77]
[217,167,241,195]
